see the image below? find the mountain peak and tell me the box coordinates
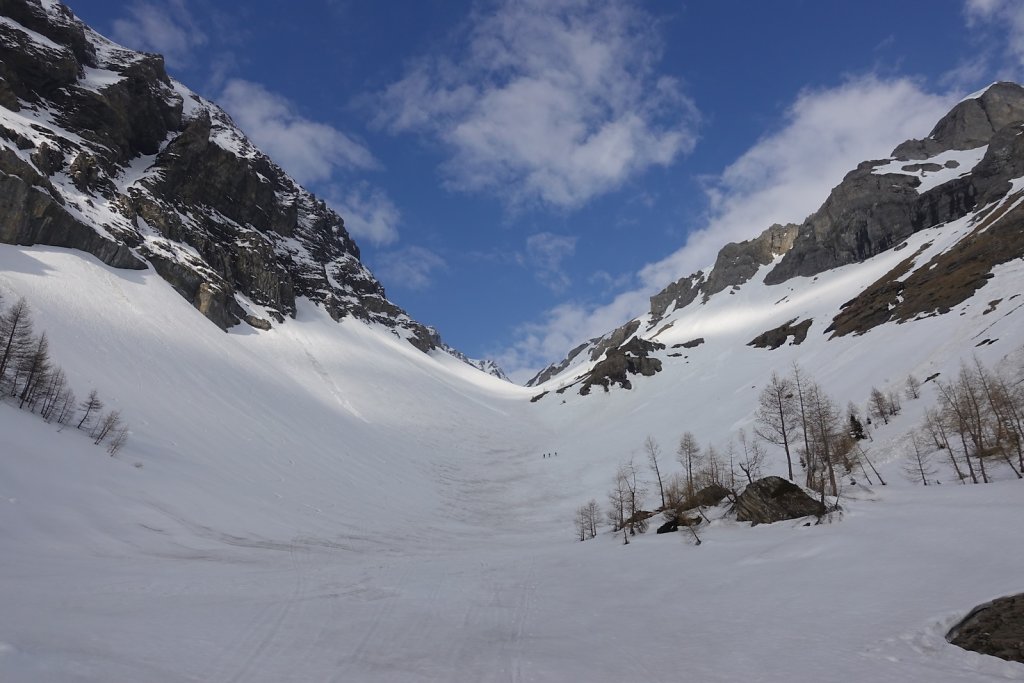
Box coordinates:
[892,81,1024,160]
[0,0,504,367]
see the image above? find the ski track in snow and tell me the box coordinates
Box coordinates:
[0,243,1023,682]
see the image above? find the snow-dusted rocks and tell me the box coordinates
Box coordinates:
[530,81,1024,398]
[0,0,447,353]
[734,476,826,525]
[947,593,1024,664]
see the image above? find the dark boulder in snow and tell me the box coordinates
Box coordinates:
[689,484,731,508]
[734,476,825,525]
[948,593,1024,663]
[656,518,678,534]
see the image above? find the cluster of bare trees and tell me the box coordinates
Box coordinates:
[913,358,1024,484]
[754,364,898,501]
[0,295,129,455]
[756,365,849,500]
[575,424,771,543]
[571,356,1024,542]
[572,499,600,541]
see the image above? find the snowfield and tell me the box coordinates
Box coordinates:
[1,242,1023,682]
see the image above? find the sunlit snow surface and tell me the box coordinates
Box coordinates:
[1,238,1023,682]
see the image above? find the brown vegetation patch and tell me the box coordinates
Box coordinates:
[828,198,1024,337]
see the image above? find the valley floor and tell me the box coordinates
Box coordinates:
[2,407,1022,682]
[1,246,1022,682]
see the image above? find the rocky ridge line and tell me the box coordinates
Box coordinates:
[0,0,471,358]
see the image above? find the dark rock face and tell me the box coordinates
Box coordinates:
[947,593,1024,663]
[689,484,730,508]
[0,0,441,353]
[767,82,1024,285]
[649,272,704,320]
[734,476,825,524]
[894,83,1024,160]
[703,223,799,299]
[655,518,678,534]
[579,336,664,395]
[525,340,590,387]
[747,318,812,349]
[528,83,1024,396]
[828,187,1024,337]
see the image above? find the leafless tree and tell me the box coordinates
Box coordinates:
[675,431,702,499]
[584,499,600,539]
[38,367,67,421]
[904,430,937,485]
[791,363,813,487]
[574,505,588,542]
[0,297,33,385]
[607,476,626,531]
[923,407,966,483]
[77,390,103,430]
[619,458,648,535]
[972,357,1023,478]
[17,332,51,410]
[869,386,889,425]
[697,443,725,490]
[55,386,77,426]
[644,435,667,509]
[106,425,129,456]
[736,428,766,485]
[755,371,797,481]
[663,472,687,514]
[905,374,922,400]
[803,381,841,500]
[92,410,121,445]
[886,391,902,417]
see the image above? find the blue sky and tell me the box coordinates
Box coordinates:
[66,0,1024,381]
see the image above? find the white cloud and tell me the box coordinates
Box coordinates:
[219,79,379,186]
[496,76,957,382]
[375,246,447,291]
[111,0,206,69]
[964,0,1024,77]
[374,0,697,210]
[329,183,401,247]
[519,233,577,292]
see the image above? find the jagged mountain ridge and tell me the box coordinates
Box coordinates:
[0,0,505,373]
[528,82,1024,392]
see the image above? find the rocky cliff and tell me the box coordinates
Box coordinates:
[529,82,1024,394]
[0,0,443,351]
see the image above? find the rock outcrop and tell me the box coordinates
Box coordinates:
[766,82,1024,285]
[747,318,812,349]
[529,82,1024,394]
[947,593,1024,664]
[734,476,825,525]
[578,336,664,395]
[702,223,799,299]
[0,0,443,354]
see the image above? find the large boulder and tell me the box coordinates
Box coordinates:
[734,476,825,525]
[948,593,1024,663]
[689,484,731,508]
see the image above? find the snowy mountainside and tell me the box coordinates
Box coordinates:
[0,0,506,370]
[1,3,1024,682]
[528,82,1024,398]
[2,244,1023,683]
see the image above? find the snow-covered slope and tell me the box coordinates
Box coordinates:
[1,3,1023,682]
[2,244,1023,683]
